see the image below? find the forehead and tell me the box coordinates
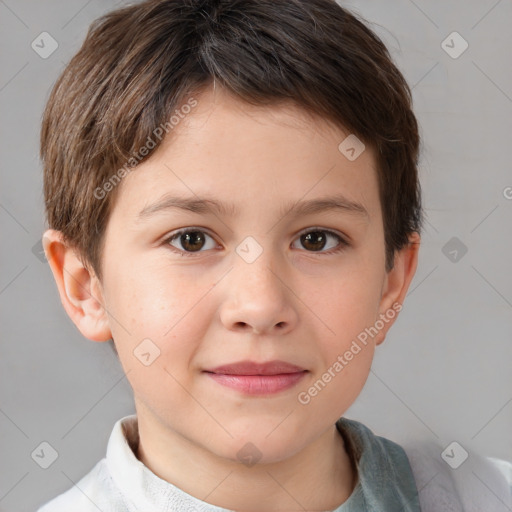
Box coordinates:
[110,87,381,223]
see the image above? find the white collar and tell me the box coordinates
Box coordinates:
[105,414,233,511]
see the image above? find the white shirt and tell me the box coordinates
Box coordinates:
[37,414,512,511]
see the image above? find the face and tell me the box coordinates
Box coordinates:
[68,86,413,464]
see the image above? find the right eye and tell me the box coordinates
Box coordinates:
[164,228,218,256]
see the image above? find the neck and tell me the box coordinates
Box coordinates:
[135,415,357,512]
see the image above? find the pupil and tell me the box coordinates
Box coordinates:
[303,231,326,251]
[182,232,204,251]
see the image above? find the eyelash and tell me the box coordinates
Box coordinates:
[162,227,349,258]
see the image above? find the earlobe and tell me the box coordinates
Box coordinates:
[42,229,112,342]
[374,232,421,345]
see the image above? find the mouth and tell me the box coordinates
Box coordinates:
[202,360,308,395]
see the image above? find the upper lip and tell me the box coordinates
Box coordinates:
[204,360,307,376]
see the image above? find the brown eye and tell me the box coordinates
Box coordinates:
[293,229,348,254]
[166,229,217,255]
[301,231,327,251]
[179,231,206,252]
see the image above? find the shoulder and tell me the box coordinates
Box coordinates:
[36,415,139,512]
[401,439,512,512]
[337,416,415,473]
[337,417,511,512]
[36,459,129,512]
[336,417,421,510]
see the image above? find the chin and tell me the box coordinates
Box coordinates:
[206,429,302,467]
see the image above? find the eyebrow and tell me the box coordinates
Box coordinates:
[136,193,369,222]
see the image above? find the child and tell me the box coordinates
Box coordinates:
[36,0,511,510]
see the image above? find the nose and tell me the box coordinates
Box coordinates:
[218,251,298,336]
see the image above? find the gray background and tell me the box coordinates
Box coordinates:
[1,0,511,510]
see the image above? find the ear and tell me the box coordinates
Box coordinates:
[42,229,112,342]
[374,232,421,345]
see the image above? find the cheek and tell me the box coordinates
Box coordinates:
[311,345,374,425]
[308,265,383,340]
[106,258,204,332]
[105,267,209,410]
[103,264,207,368]
[301,307,376,423]
[302,259,383,405]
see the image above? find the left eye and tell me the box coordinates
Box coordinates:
[164,228,348,256]
[292,229,348,253]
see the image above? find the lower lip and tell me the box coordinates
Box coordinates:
[205,371,307,395]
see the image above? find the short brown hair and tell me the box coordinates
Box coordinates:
[41,0,422,279]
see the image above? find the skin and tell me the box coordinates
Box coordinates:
[44,85,420,511]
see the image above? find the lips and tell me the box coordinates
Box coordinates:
[205,360,306,376]
[203,360,308,395]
